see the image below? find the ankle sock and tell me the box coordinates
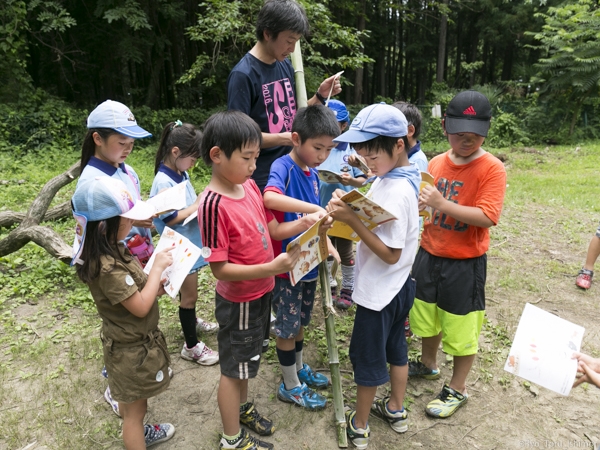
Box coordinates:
[277,347,300,390]
[222,431,242,446]
[179,307,198,349]
[295,340,304,372]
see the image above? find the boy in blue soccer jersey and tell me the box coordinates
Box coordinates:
[263,104,340,411]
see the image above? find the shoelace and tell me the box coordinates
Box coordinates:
[145,424,165,441]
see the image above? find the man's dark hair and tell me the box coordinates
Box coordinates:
[353,136,410,158]
[392,101,422,139]
[292,105,340,142]
[256,0,309,41]
[201,111,262,165]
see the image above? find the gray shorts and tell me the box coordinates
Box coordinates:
[596,220,600,238]
[215,291,270,379]
[272,277,317,339]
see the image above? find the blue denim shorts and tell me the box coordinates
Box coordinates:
[272,277,317,339]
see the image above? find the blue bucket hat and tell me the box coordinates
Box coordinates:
[327,99,350,124]
[334,103,408,144]
[87,100,152,139]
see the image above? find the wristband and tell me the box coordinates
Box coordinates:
[315,91,326,105]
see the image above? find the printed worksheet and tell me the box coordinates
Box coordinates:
[327,189,397,242]
[286,214,331,286]
[504,303,584,396]
[143,227,201,298]
[146,181,189,215]
[318,169,345,184]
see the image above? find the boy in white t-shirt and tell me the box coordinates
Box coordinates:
[326,104,420,449]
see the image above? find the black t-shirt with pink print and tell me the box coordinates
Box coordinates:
[227,52,297,191]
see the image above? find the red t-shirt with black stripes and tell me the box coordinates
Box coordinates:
[198,179,275,302]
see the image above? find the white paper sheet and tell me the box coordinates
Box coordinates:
[143,227,201,299]
[504,303,584,396]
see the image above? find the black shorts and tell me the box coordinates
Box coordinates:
[215,291,271,379]
[412,247,486,316]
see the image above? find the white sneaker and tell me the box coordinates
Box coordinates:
[196,317,218,334]
[181,342,219,365]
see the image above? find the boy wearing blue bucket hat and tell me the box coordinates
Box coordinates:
[319,99,367,309]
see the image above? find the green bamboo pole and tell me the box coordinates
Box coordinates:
[291,40,348,448]
[290,41,308,108]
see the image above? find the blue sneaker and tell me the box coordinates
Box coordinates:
[277,382,327,410]
[297,363,329,389]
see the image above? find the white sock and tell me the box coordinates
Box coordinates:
[341,264,355,290]
[296,349,303,372]
[281,364,301,390]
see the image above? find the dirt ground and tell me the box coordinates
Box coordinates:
[106,202,600,449]
[3,161,600,449]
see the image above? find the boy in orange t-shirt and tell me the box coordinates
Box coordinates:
[409,90,506,418]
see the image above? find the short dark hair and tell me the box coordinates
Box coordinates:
[392,101,422,139]
[292,105,340,143]
[353,136,410,158]
[201,111,262,165]
[256,0,309,42]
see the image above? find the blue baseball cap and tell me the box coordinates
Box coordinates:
[72,177,155,222]
[334,103,408,144]
[87,100,152,139]
[71,177,155,265]
[327,99,350,124]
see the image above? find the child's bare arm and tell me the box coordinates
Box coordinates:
[327,198,401,265]
[164,195,201,226]
[267,212,325,241]
[326,236,341,264]
[210,245,301,281]
[419,185,494,228]
[573,352,600,388]
[264,190,325,215]
[121,247,174,317]
[339,173,367,188]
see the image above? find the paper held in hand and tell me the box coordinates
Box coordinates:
[419,172,434,219]
[143,226,201,299]
[504,303,584,396]
[146,181,189,215]
[286,214,332,286]
[318,169,345,184]
[327,189,397,242]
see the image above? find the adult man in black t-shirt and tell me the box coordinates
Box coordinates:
[227,0,342,191]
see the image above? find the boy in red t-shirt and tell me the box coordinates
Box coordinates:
[198,110,320,449]
[409,90,507,418]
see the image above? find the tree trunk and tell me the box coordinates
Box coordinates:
[353,0,366,104]
[0,162,80,264]
[0,201,71,228]
[436,0,449,83]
